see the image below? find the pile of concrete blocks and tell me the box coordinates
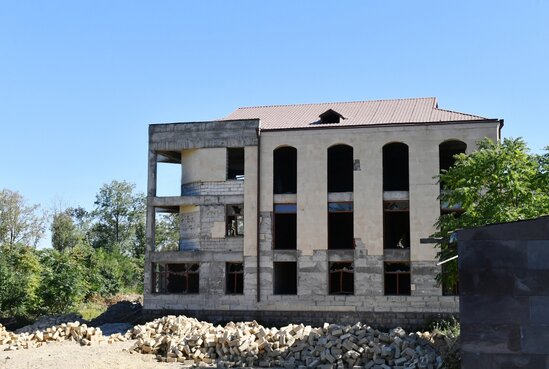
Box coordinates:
[0,324,16,344]
[2,321,112,350]
[16,313,84,334]
[128,315,443,369]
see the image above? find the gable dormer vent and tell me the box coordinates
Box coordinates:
[319,109,345,124]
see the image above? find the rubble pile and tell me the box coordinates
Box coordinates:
[128,315,443,369]
[16,313,84,334]
[1,321,127,350]
[0,324,13,342]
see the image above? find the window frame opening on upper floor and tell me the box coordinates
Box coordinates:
[328,202,354,250]
[383,200,410,249]
[273,204,297,250]
[155,150,182,197]
[151,262,199,294]
[273,146,297,194]
[439,140,467,174]
[328,144,354,193]
[439,139,467,197]
[328,261,354,295]
[153,207,181,252]
[226,204,244,237]
[273,261,297,295]
[384,262,411,296]
[227,147,245,180]
[383,142,409,191]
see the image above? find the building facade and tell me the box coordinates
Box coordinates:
[144,97,502,327]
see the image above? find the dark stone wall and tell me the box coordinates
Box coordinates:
[458,216,549,369]
[141,309,456,331]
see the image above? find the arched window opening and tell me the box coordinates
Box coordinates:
[382,143,409,191]
[273,147,297,194]
[328,145,353,192]
[439,140,467,173]
[439,140,467,208]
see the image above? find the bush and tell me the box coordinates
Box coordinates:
[430,317,460,369]
[0,242,143,320]
[0,246,41,318]
[37,250,85,315]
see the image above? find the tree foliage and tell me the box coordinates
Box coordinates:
[51,209,84,252]
[1,180,150,319]
[0,245,42,317]
[90,180,145,255]
[155,212,180,252]
[435,138,549,287]
[37,249,85,314]
[0,189,46,249]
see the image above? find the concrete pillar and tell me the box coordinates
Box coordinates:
[244,146,258,256]
[409,139,439,262]
[297,144,327,255]
[148,150,157,197]
[354,141,383,256]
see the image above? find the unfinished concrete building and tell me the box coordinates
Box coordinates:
[144,97,503,327]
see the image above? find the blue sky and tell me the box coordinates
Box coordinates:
[1,1,548,234]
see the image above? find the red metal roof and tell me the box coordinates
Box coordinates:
[223,97,489,130]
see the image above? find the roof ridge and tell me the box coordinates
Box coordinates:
[435,106,486,119]
[235,97,437,110]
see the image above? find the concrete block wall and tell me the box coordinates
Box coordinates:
[181,180,244,196]
[144,118,501,327]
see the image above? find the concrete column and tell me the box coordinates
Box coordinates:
[259,144,274,213]
[409,139,440,262]
[144,205,156,295]
[354,141,383,256]
[144,149,157,296]
[148,150,157,197]
[297,144,327,255]
[244,146,258,256]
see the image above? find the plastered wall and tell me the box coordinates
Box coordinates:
[259,122,499,260]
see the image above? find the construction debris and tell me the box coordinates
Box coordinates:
[16,313,84,334]
[2,316,445,368]
[128,316,443,369]
[1,321,127,350]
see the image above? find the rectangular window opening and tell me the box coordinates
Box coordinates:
[226,205,244,237]
[329,262,354,295]
[227,148,245,180]
[152,263,199,294]
[154,210,180,252]
[384,262,411,295]
[226,262,244,294]
[328,202,354,250]
[273,262,297,295]
[273,204,297,250]
[383,201,410,249]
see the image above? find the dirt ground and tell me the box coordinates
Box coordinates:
[0,340,175,369]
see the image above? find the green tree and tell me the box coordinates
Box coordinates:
[51,209,84,252]
[38,249,85,314]
[0,245,42,317]
[435,138,549,287]
[155,212,180,252]
[90,180,145,254]
[0,189,46,249]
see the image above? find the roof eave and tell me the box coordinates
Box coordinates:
[259,118,502,132]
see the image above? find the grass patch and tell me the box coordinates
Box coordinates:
[76,299,108,321]
[430,317,461,369]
